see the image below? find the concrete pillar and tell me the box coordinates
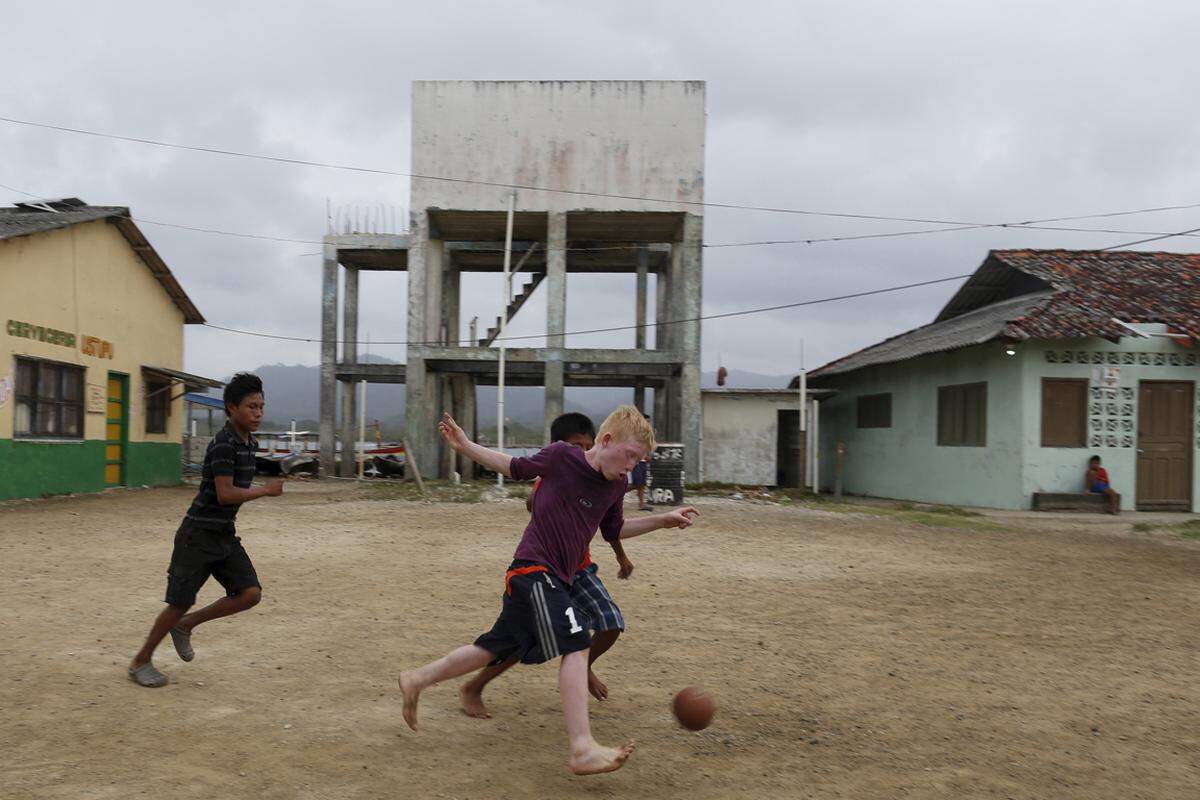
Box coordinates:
[405,212,440,482]
[319,245,338,478]
[544,212,567,437]
[677,214,704,481]
[450,375,477,480]
[338,268,359,477]
[653,268,669,435]
[442,252,460,346]
[634,247,648,412]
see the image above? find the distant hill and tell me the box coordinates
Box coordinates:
[217,360,792,430]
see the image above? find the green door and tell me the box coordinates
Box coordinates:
[105,373,129,487]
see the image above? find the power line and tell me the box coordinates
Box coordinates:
[7,113,1200,231]
[200,272,974,348]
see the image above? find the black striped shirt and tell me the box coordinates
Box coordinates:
[184,423,258,531]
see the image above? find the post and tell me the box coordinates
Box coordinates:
[798,367,806,489]
[358,378,366,480]
[544,211,567,439]
[834,441,845,503]
[497,192,516,488]
[812,400,820,494]
[339,266,359,477]
[634,246,649,411]
[319,244,338,478]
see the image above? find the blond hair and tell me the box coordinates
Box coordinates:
[597,405,657,454]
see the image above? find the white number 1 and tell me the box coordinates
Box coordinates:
[565,607,584,634]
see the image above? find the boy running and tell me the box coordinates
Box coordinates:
[128,373,282,687]
[398,406,699,775]
[460,412,634,719]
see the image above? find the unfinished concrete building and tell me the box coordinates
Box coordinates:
[320,80,705,481]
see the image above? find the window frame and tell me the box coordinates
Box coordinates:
[856,392,893,429]
[13,356,86,440]
[1040,377,1088,448]
[937,381,988,447]
[144,378,171,435]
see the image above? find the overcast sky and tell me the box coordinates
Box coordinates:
[4,1,1200,385]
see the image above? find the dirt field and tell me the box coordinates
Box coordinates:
[1,482,1198,799]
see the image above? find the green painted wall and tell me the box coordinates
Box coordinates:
[126,442,183,488]
[815,342,1027,509]
[0,439,180,501]
[1018,333,1200,512]
[814,327,1200,511]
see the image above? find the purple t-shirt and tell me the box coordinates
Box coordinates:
[509,441,625,584]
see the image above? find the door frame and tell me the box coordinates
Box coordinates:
[105,371,129,488]
[1136,379,1194,511]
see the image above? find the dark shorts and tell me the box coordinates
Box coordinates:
[474,561,592,665]
[570,564,625,633]
[631,462,648,487]
[1090,481,1111,493]
[164,521,261,608]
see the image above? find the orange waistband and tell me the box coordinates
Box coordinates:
[505,564,548,595]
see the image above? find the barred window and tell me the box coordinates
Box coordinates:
[14,357,84,439]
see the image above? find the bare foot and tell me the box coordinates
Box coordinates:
[459,685,491,719]
[569,740,635,775]
[587,669,609,701]
[398,671,421,731]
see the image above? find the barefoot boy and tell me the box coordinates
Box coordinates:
[399,405,699,775]
[460,412,635,719]
[128,373,282,687]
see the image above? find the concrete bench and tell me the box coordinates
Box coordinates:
[1032,492,1119,512]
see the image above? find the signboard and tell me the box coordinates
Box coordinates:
[6,319,113,359]
[87,384,107,414]
[647,443,685,506]
[1092,366,1121,397]
[0,373,11,408]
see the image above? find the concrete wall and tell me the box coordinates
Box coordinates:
[816,343,1027,508]
[1017,331,1200,511]
[410,81,706,212]
[816,333,1200,510]
[0,220,187,499]
[701,391,803,485]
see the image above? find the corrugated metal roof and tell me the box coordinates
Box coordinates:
[0,203,204,324]
[811,248,1200,379]
[811,291,1051,378]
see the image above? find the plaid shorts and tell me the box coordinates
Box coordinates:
[569,563,625,633]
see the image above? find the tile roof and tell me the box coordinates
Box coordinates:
[0,202,204,323]
[810,249,1200,379]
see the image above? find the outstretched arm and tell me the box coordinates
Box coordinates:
[618,506,699,540]
[438,412,515,477]
[609,538,635,579]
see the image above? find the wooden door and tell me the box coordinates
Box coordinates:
[1136,381,1193,511]
[105,373,128,487]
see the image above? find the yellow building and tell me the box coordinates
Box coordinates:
[0,198,219,501]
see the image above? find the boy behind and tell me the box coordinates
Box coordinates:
[128,373,282,687]
[398,406,700,775]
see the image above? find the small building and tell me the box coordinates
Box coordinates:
[809,249,1200,512]
[700,387,834,487]
[0,198,220,501]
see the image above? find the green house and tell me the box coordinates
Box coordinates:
[809,250,1200,512]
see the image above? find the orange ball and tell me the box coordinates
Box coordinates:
[672,685,716,731]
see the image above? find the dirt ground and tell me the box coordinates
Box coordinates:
[1,482,1198,800]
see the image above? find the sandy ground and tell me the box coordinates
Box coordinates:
[1,481,1198,799]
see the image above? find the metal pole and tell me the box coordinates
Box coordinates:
[497,191,515,488]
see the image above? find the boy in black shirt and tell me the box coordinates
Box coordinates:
[128,373,282,687]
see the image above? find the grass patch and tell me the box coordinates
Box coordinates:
[347,480,491,504]
[1132,522,1155,533]
[1178,519,1200,539]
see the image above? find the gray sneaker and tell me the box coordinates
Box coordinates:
[169,627,194,662]
[128,662,168,688]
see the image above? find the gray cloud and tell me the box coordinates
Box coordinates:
[3,0,1199,388]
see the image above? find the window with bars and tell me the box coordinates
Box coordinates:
[14,357,85,439]
[937,382,987,447]
[145,379,170,434]
[856,393,892,428]
[1040,378,1087,448]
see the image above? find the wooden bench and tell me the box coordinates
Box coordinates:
[1032,492,1119,512]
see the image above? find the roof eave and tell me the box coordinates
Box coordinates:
[108,216,205,324]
